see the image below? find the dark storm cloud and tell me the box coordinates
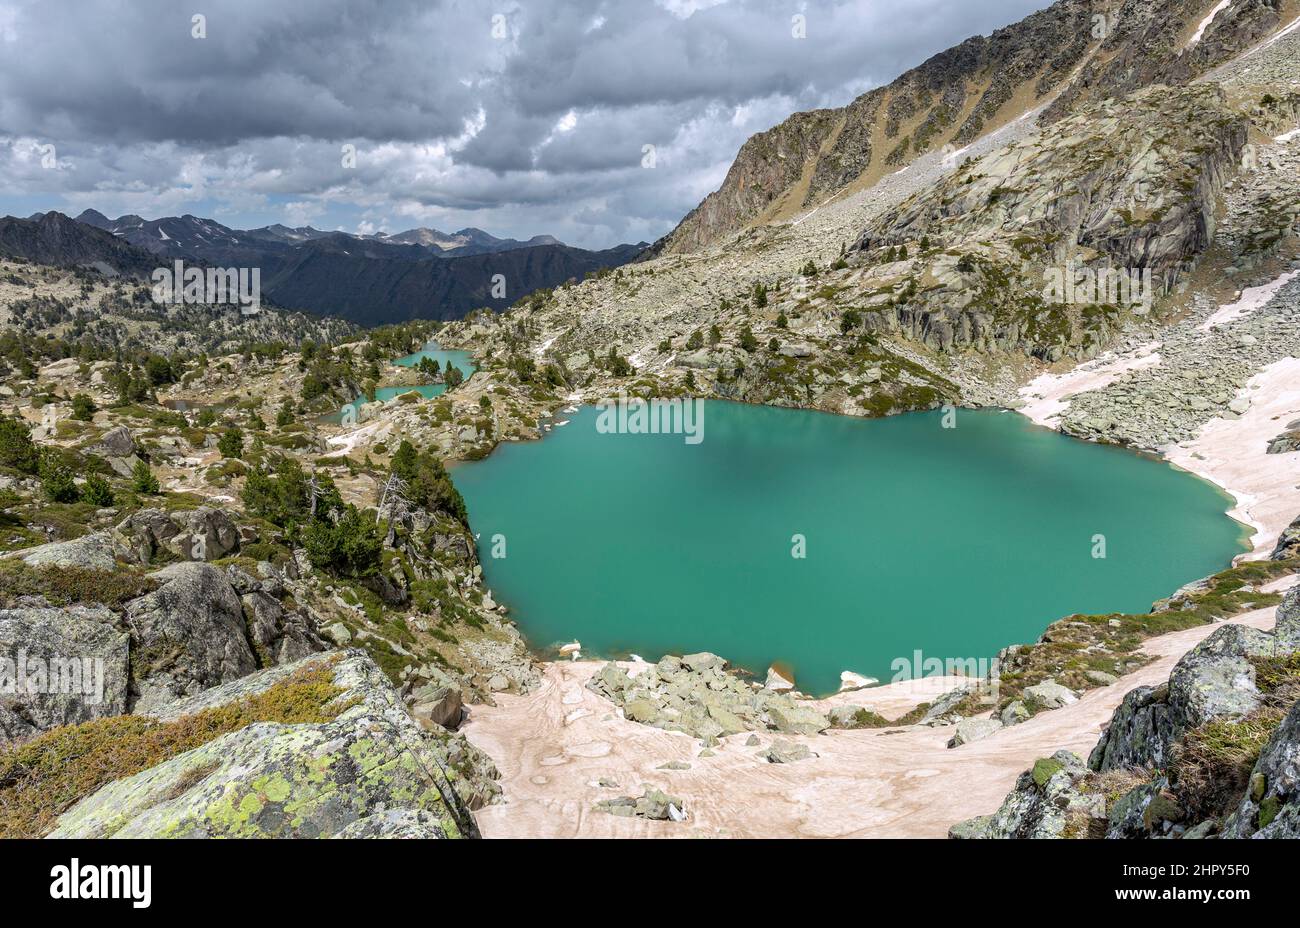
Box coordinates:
[0,0,1054,247]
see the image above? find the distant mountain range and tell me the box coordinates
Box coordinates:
[1,209,645,326]
[72,209,571,260]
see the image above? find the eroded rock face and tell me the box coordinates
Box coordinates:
[49,653,480,839]
[125,562,257,712]
[0,605,130,745]
[116,507,240,564]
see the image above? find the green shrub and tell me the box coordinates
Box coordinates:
[81,473,115,507]
[217,426,244,459]
[303,506,382,578]
[71,394,96,421]
[130,460,160,495]
[0,417,39,474]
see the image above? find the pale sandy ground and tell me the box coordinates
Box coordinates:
[465,607,1281,838]
[1166,356,1300,557]
[1016,342,1162,428]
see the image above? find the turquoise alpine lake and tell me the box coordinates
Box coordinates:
[393,346,477,378]
[452,402,1248,695]
[326,347,478,423]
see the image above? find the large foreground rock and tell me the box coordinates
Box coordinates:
[125,562,257,711]
[48,652,480,839]
[0,605,130,745]
[1091,598,1300,774]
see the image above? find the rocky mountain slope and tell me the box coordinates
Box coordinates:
[660,0,1296,255]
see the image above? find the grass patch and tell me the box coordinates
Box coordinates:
[0,560,154,608]
[1170,708,1285,822]
[0,658,351,838]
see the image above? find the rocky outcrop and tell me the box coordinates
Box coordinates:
[48,652,481,838]
[967,588,1300,839]
[125,562,259,711]
[662,0,1280,255]
[2,532,121,571]
[852,84,1248,361]
[115,507,240,564]
[1092,603,1299,775]
[594,787,687,822]
[225,565,327,667]
[0,605,130,745]
[1274,515,1300,560]
[586,654,830,742]
[950,751,1105,839]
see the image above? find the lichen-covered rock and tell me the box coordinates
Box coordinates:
[48,652,480,839]
[1167,623,1280,731]
[116,508,239,564]
[594,787,686,822]
[3,532,121,571]
[1022,679,1078,712]
[125,562,257,712]
[764,698,829,736]
[949,751,1105,839]
[1221,696,1300,838]
[1089,684,1175,772]
[947,716,1003,748]
[584,656,826,740]
[333,809,450,839]
[760,739,815,764]
[0,605,129,745]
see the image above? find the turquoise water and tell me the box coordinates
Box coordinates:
[452,402,1248,695]
[393,347,477,379]
[326,346,477,423]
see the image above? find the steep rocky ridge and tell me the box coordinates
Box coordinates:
[661,0,1294,255]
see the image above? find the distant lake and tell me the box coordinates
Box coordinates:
[452,402,1248,695]
[326,345,478,423]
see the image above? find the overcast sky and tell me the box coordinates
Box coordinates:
[0,0,1052,248]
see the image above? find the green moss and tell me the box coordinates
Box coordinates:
[1031,757,1065,789]
[1259,795,1280,829]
